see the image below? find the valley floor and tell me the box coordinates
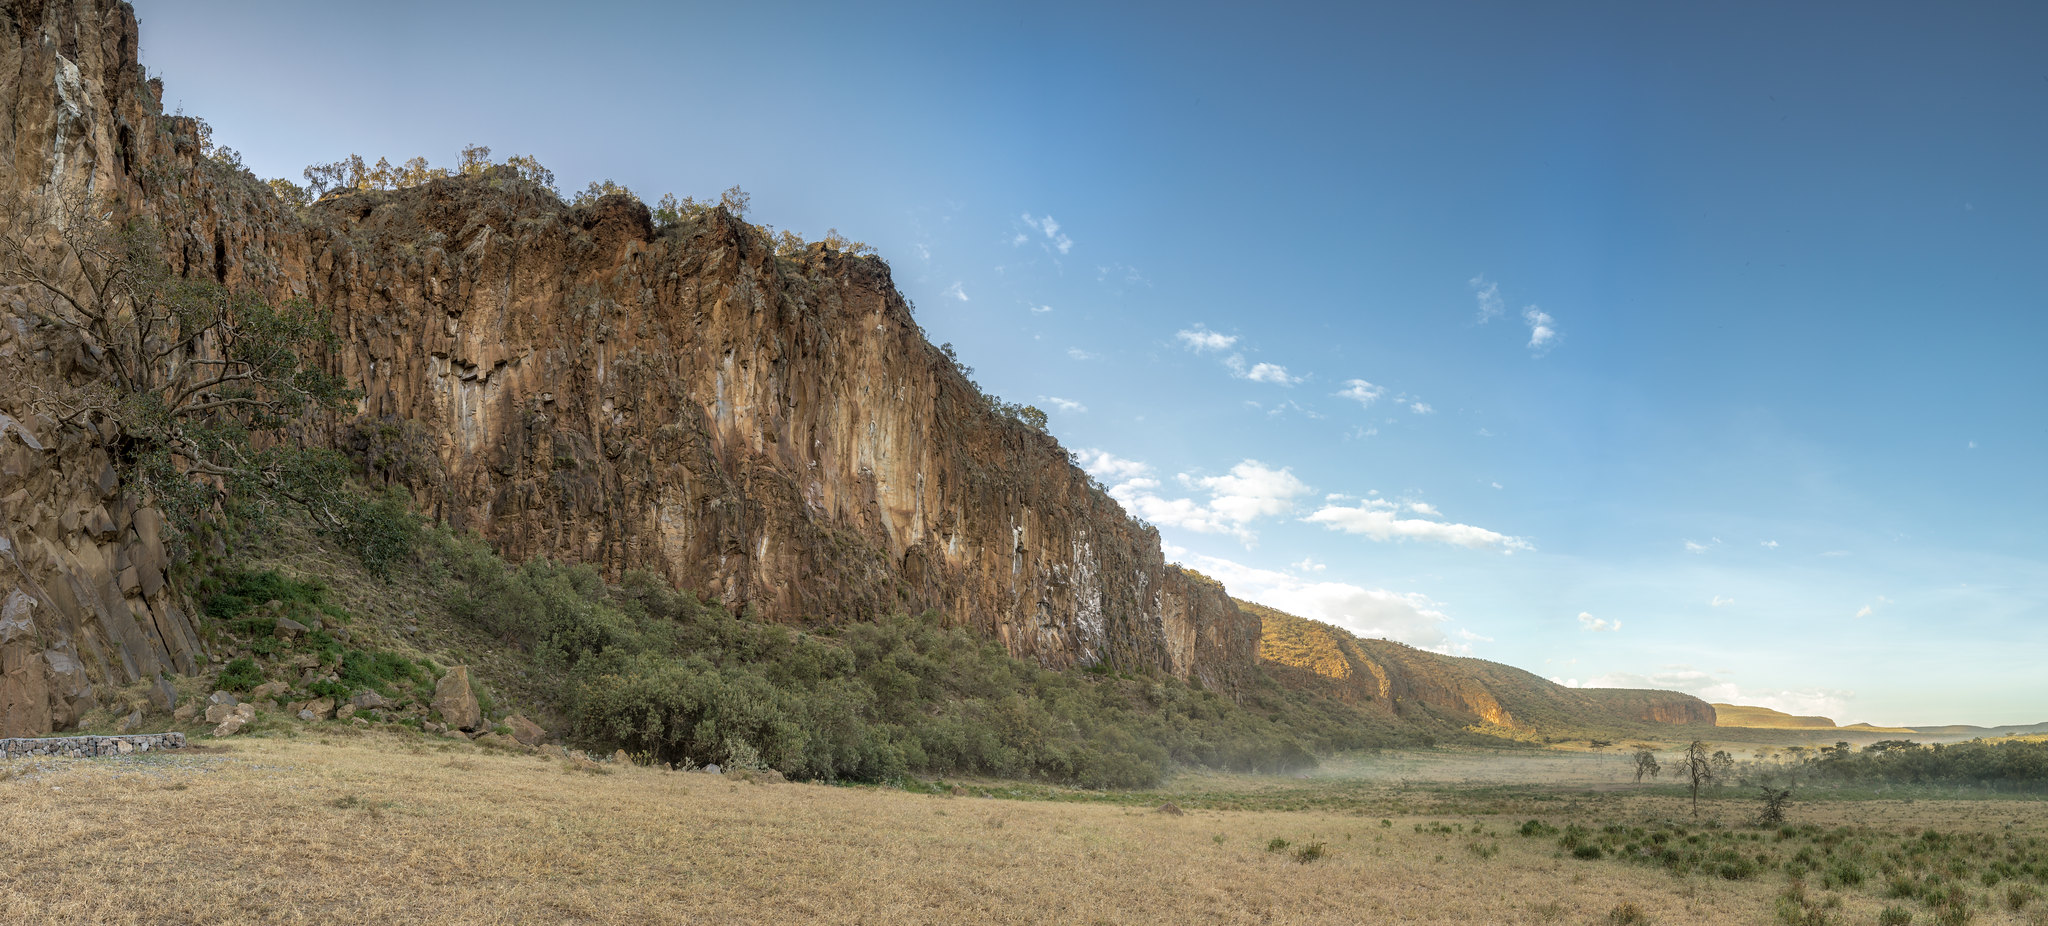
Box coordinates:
[1,735,2043,924]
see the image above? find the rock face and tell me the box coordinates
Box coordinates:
[0,0,216,736]
[0,0,1259,738]
[304,183,1258,691]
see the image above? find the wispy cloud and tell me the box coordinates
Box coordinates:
[1043,397,1086,413]
[1408,401,1434,415]
[1854,595,1894,619]
[1305,498,1531,552]
[1524,306,1557,353]
[1711,596,1735,607]
[1031,304,1053,314]
[1066,347,1100,361]
[1761,540,1779,549]
[1292,557,1326,573]
[1175,325,1238,352]
[1336,379,1385,407]
[1099,459,1312,543]
[1224,354,1301,386]
[1019,213,1073,254]
[1578,611,1621,632]
[1470,276,1505,323]
[944,281,969,302]
[1074,448,1150,482]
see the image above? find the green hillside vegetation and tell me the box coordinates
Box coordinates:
[205,522,1464,788]
[1247,600,1720,743]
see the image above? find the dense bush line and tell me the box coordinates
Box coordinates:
[434,534,1373,787]
[1803,739,2048,792]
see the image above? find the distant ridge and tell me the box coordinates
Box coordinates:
[1247,599,1716,742]
[1712,703,1840,729]
[1715,703,2048,740]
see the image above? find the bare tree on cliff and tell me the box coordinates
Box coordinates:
[0,185,412,570]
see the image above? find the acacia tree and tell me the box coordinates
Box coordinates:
[0,186,411,570]
[1633,747,1661,782]
[1682,740,1717,816]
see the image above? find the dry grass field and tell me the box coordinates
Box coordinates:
[2,734,2044,925]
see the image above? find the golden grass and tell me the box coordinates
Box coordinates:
[7,735,2044,924]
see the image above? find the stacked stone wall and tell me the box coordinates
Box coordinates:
[0,731,184,758]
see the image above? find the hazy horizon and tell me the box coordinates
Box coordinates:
[129,0,2047,727]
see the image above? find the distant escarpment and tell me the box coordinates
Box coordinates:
[0,0,1255,736]
[1248,600,1717,738]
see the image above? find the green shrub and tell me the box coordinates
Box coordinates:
[1879,906,1915,926]
[433,532,1351,787]
[1292,842,1326,864]
[218,658,263,692]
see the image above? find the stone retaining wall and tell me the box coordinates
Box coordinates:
[0,732,186,759]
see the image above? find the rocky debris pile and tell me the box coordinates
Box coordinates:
[0,732,186,759]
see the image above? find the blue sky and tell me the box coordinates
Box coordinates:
[133,1,2047,726]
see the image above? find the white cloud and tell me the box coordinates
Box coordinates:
[1107,459,1311,543]
[1188,552,1463,652]
[1292,557,1326,573]
[1524,306,1557,352]
[1711,596,1735,607]
[1066,347,1099,361]
[1020,213,1073,254]
[1239,360,1301,386]
[1580,666,1851,719]
[1684,541,1709,553]
[1578,611,1621,632]
[1032,304,1053,314]
[1043,397,1085,413]
[1820,550,1850,558]
[1408,401,1434,415]
[1854,595,1893,619]
[1074,448,1151,482]
[1336,379,1385,407]
[1854,605,1872,619]
[1191,461,1312,523]
[1761,540,1779,549]
[1470,276,1505,323]
[1175,326,1238,352]
[1406,502,1440,516]
[944,281,969,302]
[1490,481,1502,489]
[1305,500,1531,552]
[1968,441,1978,449]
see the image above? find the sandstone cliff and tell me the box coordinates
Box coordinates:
[0,0,1256,735]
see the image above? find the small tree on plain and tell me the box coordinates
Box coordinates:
[1633,748,1661,782]
[1682,740,1716,816]
[1757,786,1793,826]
